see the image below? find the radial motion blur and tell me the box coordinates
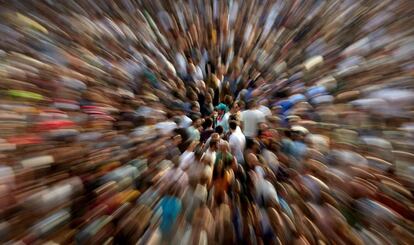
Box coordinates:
[0,0,414,244]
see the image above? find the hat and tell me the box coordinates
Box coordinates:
[291,125,309,135]
[215,103,229,112]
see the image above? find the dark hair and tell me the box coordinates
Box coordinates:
[224,95,233,107]
[246,139,260,150]
[203,118,213,129]
[237,101,245,110]
[229,114,238,122]
[215,125,224,135]
[191,114,200,122]
[194,145,204,159]
[229,120,238,130]
[247,100,256,109]
[209,139,218,149]
[191,101,199,109]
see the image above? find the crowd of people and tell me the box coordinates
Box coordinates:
[0,0,414,244]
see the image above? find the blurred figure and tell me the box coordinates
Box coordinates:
[1,0,414,244]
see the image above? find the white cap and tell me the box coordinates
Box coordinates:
[291,125,309,135]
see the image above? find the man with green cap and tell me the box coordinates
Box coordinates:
[215,103,230,132]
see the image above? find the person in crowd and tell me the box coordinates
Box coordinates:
[241,100,266,142]
[229,100,243,123]
[203,125,226,152]
[156,186,183,242]
[200,117,215,143]
[228,120,246,165]
[200,92,215,117]
[187,116,202,142]
[189,101,202,119]
[2,1,414,244]
[215,141,237,171]
[215,103,230,132]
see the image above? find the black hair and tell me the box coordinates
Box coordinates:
[246,99,256,109]
[224,95,233,107]
[229,120,238,130]
[229,114,238,121]
[191,114,200,122]
[274,90,288,99]
[246,139,260,150]
[284,130,292,138]
[215,125,224,135]
[194,145,204,159]
[209,139,218,149]
[203,117,213,129]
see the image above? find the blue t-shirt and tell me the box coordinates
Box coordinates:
[291,141,308,159]
[306,86,326,98]
[157,196,182,234]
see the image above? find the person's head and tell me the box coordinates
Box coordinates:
[229,120,238,132]
[231,101,241,113]
[208,88,214,98]
[246,99,257,109]
[216,103,228,116]
[172,134,182,145]
[246,139,261,153]
[238,100,245,111]
[210,133,220,150]
[194,146,204,161]
[219,141,230,153]
[271,106,282,114]
[172,116,182,126]
[215,125,224,136]
[259,122,268,132]
[260,99,269,107]
[192,116,202,127]
[246,153,259,168]
[203,117,213,129]
[229,114,238,122]
[188,90,198,101]
[191,101,200,112]
[291,126,309,142]
[205,93,213,103]
[224,95,233,107]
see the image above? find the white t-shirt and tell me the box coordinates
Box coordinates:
[179,115,193,128]
[176,52,187,76]
[179,151,194,170]
[254,167,278,204]
[202,148,216,167]
[155,121,177,135]
[240,109,265,137]
[229,128,246,163]
[192,66,204,81]
[217,112,230,132]
[258,105,272,117]
[262,149,279,172]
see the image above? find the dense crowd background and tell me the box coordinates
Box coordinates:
[0,0,414,244]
